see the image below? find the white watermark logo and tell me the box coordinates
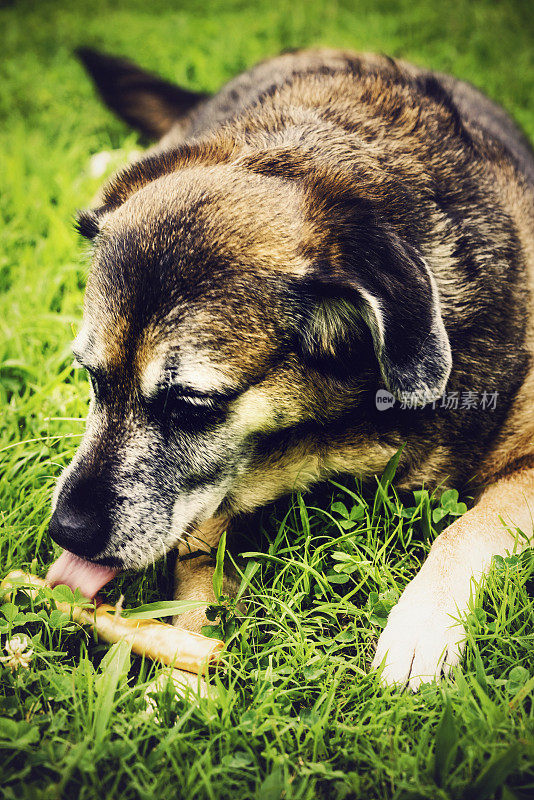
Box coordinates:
[375,389,499,411]
[375,389,396,410]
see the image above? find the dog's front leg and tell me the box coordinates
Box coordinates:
[145,516,235,708]
[172,515,237,633]
[372,466,534,690]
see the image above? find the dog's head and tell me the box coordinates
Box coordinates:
[49,141,451,583]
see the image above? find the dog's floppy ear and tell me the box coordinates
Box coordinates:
[76,48,207,139]
[300,213,452,405]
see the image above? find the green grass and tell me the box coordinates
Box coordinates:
[1,1,533,797]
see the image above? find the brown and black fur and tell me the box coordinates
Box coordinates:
[50,48,534,686]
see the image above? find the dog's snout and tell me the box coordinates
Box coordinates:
[49,477,110,559]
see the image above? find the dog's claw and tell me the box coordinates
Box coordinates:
[371,587,466,691]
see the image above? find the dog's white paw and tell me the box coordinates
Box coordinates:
[371,582,467,691]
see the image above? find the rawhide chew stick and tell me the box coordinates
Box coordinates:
[1,570,224,675]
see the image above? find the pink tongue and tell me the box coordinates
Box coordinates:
[46,550,118,601]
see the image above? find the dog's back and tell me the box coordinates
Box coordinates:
[149,49,534,186]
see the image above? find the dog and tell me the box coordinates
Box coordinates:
[46,47,534,691]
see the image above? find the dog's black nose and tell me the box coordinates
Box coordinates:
[49,478,110,559]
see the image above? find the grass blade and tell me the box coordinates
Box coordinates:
[92,640,131,744]
[122,600,206,619]
[212,530,227,600]
[463,743,520,800]
[433,696,458,786]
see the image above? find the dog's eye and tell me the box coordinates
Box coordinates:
[88,373,101,400]
[83,369,105,402]
[72,356,106,402]
[171,393,216,411]
[149,386,219,425]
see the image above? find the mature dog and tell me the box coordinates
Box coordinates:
[47,48,534,690]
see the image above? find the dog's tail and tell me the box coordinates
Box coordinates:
[76,47,208,141]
